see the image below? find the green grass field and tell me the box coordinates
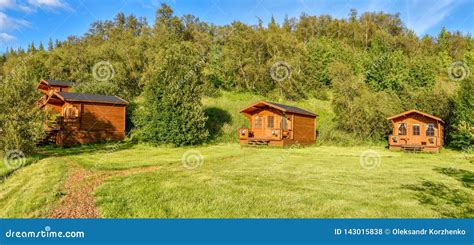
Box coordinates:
[0,92,472,218]
[0,143,472,218]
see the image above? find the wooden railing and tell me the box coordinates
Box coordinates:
[388,135,440,146]
[36,95,48,107]
[46,116,79,131]
[238,128,291,140]
[238,128,252,139]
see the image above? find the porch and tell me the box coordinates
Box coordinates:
[238,128,292,146]
[388,135,442,152]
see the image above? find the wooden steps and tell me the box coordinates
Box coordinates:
[36,129,58,146]
[248,139,270,146]
[401,145,424,152]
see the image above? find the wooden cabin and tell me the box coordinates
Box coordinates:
[239,101,317,146]
[387,109,445,152]
[37,79,77,93]
[37,80,128,146]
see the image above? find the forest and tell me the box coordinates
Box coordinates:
[0,4,472,152]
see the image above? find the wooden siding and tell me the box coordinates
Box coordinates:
[56,102,126,146]
[292,114,316,144]
[240,107,316,146]
[80,103,126,132]
[388,112,444,152]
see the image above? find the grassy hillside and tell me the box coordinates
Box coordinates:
[202,91,338,144]
[202,90,385,146]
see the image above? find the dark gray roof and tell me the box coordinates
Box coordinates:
[57,92,128,105]
[265,101,317,117]
[45,80,78,87]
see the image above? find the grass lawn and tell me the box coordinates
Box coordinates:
[4,143,470,218]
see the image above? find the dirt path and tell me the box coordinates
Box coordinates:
[49,164,161,218]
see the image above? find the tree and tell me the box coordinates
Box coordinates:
[448,79,474,149]
[0,56,45,153]
[330,61,401,139]
[133,41,209,146]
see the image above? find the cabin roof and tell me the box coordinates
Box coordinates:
[42,79,78,87]
[240,100,317,117]
[56,92,128,105]
[387,109,444,124]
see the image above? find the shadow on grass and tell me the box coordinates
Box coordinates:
[37,141,135,157]
[204,107,232,142]
[402,180,474,218]
[1,141,136,182]
[434,167,474,189]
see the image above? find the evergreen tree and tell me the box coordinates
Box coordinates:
[134,41,209,146]
[48,38,54,51]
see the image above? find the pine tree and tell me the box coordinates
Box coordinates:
[48,38,54,51]
[38,42,45,51]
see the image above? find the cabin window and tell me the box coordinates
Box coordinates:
[63,106,78,119]
[426,123,435,136]
[254,116,262,129]
[398,123,407,135]
[413,124,420,136]
[267,116,274,128]
[281,116,288,130]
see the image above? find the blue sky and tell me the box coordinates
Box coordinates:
[0,0,473,51]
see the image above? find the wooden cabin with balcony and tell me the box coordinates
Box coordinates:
[37,79,77,93]
[239,101,317,146]
[387,109,445,152]
[36,80,128,146]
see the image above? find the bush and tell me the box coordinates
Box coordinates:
[0,59,45,153]
[133,41,209,146]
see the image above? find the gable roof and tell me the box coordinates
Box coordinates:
[41,79,78,87]
[56,92,128,105]
[387,109,444,124]
[240,100,317,117]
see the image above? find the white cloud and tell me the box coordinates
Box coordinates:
[0,0,69,45]
[407,0,458,35]
[0,0,33,12]
[0,31,15,42]
[0,11,30,31]
[27,0,69,9]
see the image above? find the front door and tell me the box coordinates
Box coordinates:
[252,115,265,139]
[411,124,421,145]
[264,115,275,138]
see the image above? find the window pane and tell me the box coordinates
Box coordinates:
[281,117,288,130]
[398,123,407,135]
[254,116,262,129]
[426,124,435,136]
[413,125,420,136]
[267,116,274,128]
